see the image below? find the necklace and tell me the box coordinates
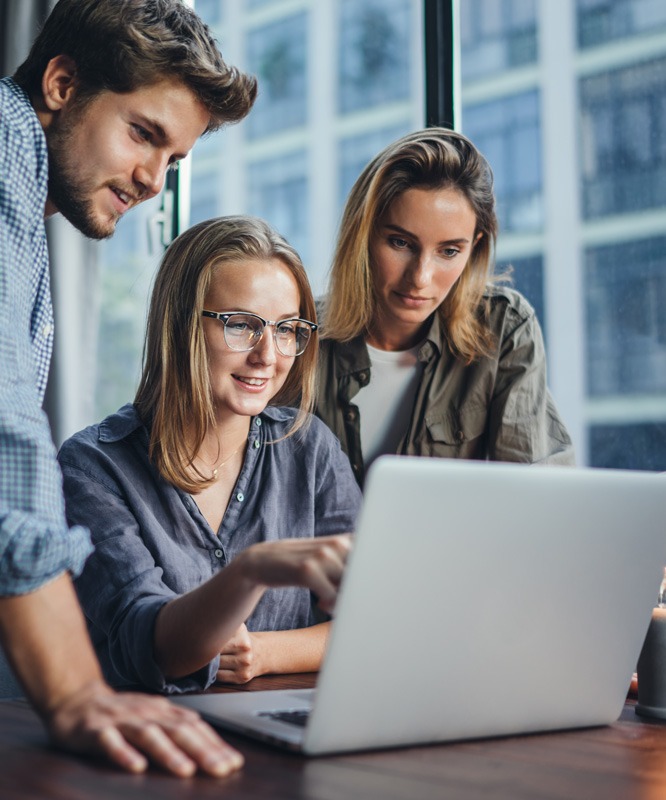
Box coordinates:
[210,441,245,480]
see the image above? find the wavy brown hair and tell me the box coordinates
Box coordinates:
[134,216,318,493]
[320,127,499,362]
[14,0,257,132]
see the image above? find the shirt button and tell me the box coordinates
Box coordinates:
[253,440,260,449]
[255,418,262,427]
[352,463,360,473]
[345,409,356,422]
[236,492,244,502]
[41,323,54,338]
[456,430,465,443]
[358,371,368,383]
[214,549,223,559]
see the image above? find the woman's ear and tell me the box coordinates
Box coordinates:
[41,55,79,112]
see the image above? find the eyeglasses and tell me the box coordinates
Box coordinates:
[202,311,317,357]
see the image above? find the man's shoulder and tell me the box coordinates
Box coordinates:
[0,78,41,138]
[0,78,48,196]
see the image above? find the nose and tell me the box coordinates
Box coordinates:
[134,152,168,198]
[249,327,278,366]
[408,252,434,289]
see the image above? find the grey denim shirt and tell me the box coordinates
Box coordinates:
[58,404,361,694]
[316,287,575,487]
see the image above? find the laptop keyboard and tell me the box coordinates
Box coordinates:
[259,709,311,728]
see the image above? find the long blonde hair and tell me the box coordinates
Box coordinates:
[321,127,499,361]
[134,215,318,493]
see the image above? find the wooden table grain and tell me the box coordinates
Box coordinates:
[1,676,666,800]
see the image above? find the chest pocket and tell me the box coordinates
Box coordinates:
[424,405,488,458]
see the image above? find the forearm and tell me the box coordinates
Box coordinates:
[154,552,266,679]
[252,622,331,675]
[0,572,108,719]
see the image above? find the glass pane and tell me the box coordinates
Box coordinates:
[245,13,307,140]
[463,91,542,232]
[580,58,666,218]
[577,0,666,48]
[461,0,538,82]
[338,124,411,211]
[337,0,412,113]
[460,1,666,470]
[498,255,546,334]
[585,237,666,396]
[94,195,164,419]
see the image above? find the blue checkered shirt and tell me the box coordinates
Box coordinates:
[0,77,92,596]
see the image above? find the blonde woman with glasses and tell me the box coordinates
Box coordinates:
[316,128,574,486]
[58,216,361,693]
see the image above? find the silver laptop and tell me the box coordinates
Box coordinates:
[174,456,666,755]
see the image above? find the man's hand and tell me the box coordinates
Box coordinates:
[46,680,244,777]
[217,623,262,684]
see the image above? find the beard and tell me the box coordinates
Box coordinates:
[45,107,120,241]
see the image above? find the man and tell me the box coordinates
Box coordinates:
[0,0,257,777]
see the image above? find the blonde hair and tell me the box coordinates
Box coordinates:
[321,127,499,362]
[134,216,318,493]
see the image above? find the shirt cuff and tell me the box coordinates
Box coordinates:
[0,511,93,596]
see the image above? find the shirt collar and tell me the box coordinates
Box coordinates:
[330,311,445,375]
[98,403,286,444]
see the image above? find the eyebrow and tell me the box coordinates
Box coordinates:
[135,114,188,161]
[383,223,471,246]
[216,308,302,319]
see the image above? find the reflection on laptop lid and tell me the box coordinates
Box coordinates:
[175,457,666,755]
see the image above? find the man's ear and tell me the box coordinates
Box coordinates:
[41,54,79,112]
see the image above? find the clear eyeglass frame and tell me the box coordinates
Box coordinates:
[201,310,317,357]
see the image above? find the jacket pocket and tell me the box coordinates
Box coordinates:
[425,406,488,457]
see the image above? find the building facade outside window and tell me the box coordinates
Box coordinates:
[460,0,666,470]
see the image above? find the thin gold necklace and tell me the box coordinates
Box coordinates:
[210,441,245,480]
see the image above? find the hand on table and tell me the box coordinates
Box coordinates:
[217,623,263,684]
[45,680,243,777]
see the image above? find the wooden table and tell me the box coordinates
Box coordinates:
[1,675,666,800]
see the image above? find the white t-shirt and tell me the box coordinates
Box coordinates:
[355,342,422,467]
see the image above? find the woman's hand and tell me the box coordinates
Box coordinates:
[46,679,244,777]
[217,623,263,684]
[239,533,353,615]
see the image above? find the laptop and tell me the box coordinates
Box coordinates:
[174,456,666,755]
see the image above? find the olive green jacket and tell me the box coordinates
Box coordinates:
[315,287,575,487]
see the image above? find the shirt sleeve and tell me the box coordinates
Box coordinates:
[0,97,92,597]
[59,455,218,694]
[488,301,575,465]
[309,417,363,537]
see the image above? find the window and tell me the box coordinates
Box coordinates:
[337,0,411,113]
[462,91,542,233]
[577,0,666,48]
[338,124,410,212]
[460,0,537,82]
[245,13,308,140]
[460,0,666,470]
[580,57,666,218]
[585,236,666,397]
[94,196,163,418]
[247,152,309,267]
[590,423,666,470]
[498,255,545,333]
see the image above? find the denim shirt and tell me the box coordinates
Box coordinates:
[0,77,92,596]
[58,404,362,694]
[316,287,575,487]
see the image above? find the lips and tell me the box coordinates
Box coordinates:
[233,375,269,389]
[110,186,139,213]
[394,291,431,305]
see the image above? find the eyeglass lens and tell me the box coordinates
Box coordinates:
[223,313,312,356]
